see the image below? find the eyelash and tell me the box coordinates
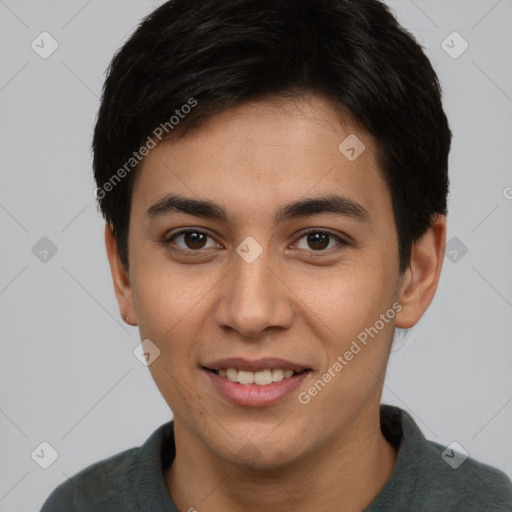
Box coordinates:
[163,228,349,256]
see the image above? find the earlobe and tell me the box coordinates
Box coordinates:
[104,224,138,326]
[395,214,446,329]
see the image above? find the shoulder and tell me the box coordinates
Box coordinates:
[39,421,174,512]
[423,438,512,511]
[373,405,512,512]
[39,447,140,511]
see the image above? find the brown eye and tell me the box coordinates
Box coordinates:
[183,231,207,250]
[307,232,330,250]
[165,229,218,251]
[295,230,347,252]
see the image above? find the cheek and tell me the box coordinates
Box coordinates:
[130,262,222,385]
[131,260,213,337]
[295,258,395,338]
[131,266,211,415]
[292,260,397,401]
[298,273,396,418]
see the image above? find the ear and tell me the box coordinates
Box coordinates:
[395,214,446,329]
[104,224,137,326]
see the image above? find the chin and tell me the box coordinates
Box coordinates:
[214,430,307,470]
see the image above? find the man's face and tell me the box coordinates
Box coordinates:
[124,93,403,467]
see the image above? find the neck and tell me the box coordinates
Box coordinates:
[165,406,397,512]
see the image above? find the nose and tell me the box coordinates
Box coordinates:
[214,240,295,339]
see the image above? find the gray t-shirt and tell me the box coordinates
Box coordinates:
[40,405,512,511]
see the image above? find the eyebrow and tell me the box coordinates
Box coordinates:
[145,193,370,224]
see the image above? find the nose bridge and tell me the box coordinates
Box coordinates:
[232,239,277,313]
[215,237,293,336]
[234,244,273,301]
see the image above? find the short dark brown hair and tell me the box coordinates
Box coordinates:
[92,0,451,273]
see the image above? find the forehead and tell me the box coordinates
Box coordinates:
[131,93,391,227]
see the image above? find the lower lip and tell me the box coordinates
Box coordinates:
[203,369,310,407]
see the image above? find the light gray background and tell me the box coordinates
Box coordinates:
[0,1,511,510]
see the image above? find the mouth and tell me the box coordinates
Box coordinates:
[204,367,309,386]
[202,357,312,407]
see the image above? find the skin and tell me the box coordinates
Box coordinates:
[105,93,446,511]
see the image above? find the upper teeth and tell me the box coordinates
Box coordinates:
[217,368,295,385]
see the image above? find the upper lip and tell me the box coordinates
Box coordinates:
[203,357,311,373]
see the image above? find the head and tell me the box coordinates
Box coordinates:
[95,0,450,468]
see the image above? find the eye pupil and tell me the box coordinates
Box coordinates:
[308,233,329,250]
[185,232,207,249]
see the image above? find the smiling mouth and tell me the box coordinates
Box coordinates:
[204,367,311,386]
